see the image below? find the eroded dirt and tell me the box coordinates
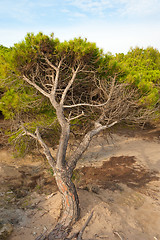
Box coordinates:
[1,156,158,208]
[0,130,160,240]
[76,156,159,190]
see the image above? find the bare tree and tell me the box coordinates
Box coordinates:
[10,34,154,239]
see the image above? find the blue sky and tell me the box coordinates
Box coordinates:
[0,0,160,54]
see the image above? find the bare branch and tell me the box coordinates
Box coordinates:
[68,111,84,122]
[51,58,64,96]
[114,231,123,240]
[44,56,58,71]
[77,211,93,240]
[63,75,117,109]
[68,121,117,171]
[60,65,80,105]
[21,125,37,140]
[105,75,116,102]
[21,125,55,169]
[23,75,50,98]
[63,101,111,109]
[35,127,56,169]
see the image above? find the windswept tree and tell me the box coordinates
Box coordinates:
[5,33,156,239]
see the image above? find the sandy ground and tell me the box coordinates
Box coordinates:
[0,131,160,240]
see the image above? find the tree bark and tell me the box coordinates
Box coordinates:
[47,167,80,240]
[55,168,80,225]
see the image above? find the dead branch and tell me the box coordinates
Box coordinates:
[68,111,84,122]
[51,58,64,96]
[23,75,50,98]
[21,125,37,140]
[114,231,123,240]
[77,211,93,240]
[68,121,118,172]
[60,65,80,105]
[63,100,114,109]
[21,125,56,169]
[44,56,58,71]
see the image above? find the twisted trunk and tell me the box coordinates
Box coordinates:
[55,168,80,226]
[47,167,80,240]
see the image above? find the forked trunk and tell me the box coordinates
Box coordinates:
[47,167,80,240]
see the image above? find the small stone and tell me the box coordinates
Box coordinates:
[0,223,13,240]
[91,185,100,194]
[43,226,47,232]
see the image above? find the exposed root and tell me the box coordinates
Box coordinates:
[35,234,47,240]
[35,223,71,240]
[48,223,71,240]
[66,211,93,240]
[35,212,93,240]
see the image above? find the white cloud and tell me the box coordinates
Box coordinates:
[66,0,113,15]
[67,0,160,17]
[72,12,86,18]
[0,0,35,23]
[118,0,160,16]
[61,8,71,13]
[60,8,86,18]
[0,0,57,23]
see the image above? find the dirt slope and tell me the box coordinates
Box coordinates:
[0,131,160,240]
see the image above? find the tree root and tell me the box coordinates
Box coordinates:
[35,211,93,240]
[67,211,93,240]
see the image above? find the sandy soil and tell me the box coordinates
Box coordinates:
[0,130,160,240]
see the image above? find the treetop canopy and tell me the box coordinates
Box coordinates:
[0,32,159,122]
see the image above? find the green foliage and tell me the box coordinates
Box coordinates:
[10,33,102,77]
[0,44,39,119]
[116,47,160,106]
[72,169,80,182]
[10,32,59,74]
[57,37,103,65]
[0,82,54,120]
[0,34,160,158]
[8,33,106,121]
[13,137,29,158]
[0,45,12,78]
[0,45,13,99]
[48,167,54,176]
[1,37,160,124]
[0,37,58,121]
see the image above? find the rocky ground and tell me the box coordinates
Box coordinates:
[0,125,160,240]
